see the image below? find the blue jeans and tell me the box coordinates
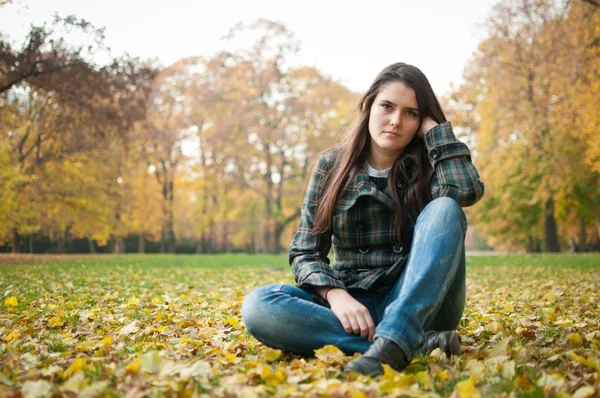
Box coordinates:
[241,197,467,359]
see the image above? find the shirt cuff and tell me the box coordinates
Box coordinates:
[294,264,347,290]
[423,121,471,168]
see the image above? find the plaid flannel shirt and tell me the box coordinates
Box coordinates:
[288,121,484,294]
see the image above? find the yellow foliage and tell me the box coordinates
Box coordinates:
[223,317,241,329]
[127,296,139,307]
[65,358,86,377]
[3,332,21,342]
[545,293,557,302]
[4,296,18,306]
[47,317,64,328]
[567,352,600,371]
[125,358,141,374]
[456,376,481,398]
[264,349,282,362]
[567,333,583,347]
[314,345,346,366]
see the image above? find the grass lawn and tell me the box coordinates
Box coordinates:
[0,253,599,397]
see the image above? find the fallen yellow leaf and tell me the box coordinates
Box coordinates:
[65,358,86,377]
[127,296,139,306]
[125,358,141,374]
[48,317,64,328]
[567,352,600,371]
[314,345,346,366]
[544,292,556,301]
[573,385,595,398]
[264,349,282,362]
[4,296,18,307]
[223,317,240,329]
[438,369,449,382]
[3,332,21,342]
[456,376,481,398]
[567,333,583,347]
[156,312,167,320]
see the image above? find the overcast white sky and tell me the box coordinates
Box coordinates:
[0,0,496,95]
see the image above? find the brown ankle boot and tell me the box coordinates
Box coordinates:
[344,337,409,376]
[421,330,461,357]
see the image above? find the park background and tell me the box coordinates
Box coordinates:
[1,1,600,397]
[0,0,599,255]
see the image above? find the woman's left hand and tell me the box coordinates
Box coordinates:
[419,116,438,137]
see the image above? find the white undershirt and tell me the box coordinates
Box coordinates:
[366,162,391,178]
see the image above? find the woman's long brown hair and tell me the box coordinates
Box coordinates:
[311,62,447,245]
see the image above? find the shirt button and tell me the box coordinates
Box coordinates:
[359,247,370,254]
[429,148,441,160]
[393,244,403,253]
[356,221,364,230]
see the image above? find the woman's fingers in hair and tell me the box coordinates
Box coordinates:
[419,116,439,137]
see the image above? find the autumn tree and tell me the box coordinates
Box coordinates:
[211,20,356,253]
[0,15,157,252]
[1,17,357,253]
[447,0,600,251]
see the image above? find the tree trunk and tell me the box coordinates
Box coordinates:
[527,236,535,253]
[579,217,587,252]
[12,229,20,253]
[88,239,96,254]
[196,187,210,254]
[273,208,302,254]
[166,180,176,254]
[138,235,145,253]
[263,144,274,253]
[263,211,272,253]
[112,237,124,253]
[273,222,284,254]
[28,235,33,254]
[66,229,74,253]
[208,221,215,253]
[57,236,65,254]
[223,222,230,253]
[544,199,560,252]
[159,229,166,253]
[569,236,577,252]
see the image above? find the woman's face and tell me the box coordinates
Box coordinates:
[368,81,420,162]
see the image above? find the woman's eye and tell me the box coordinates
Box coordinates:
[406,110,418,117]
[381,103,392,110]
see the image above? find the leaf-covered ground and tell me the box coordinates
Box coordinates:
[1,254,599,397]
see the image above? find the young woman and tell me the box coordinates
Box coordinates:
[241,62,484,376]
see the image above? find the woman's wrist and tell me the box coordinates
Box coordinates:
[325,288,346,302]
[315,286,344,302]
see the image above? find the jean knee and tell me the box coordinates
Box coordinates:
[241,284,280,335]
[419,197,466,230]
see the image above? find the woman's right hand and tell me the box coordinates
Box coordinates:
[326,288,375,342]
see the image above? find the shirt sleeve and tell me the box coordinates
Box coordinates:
[425,121,485,207]
[288,152,346,290]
